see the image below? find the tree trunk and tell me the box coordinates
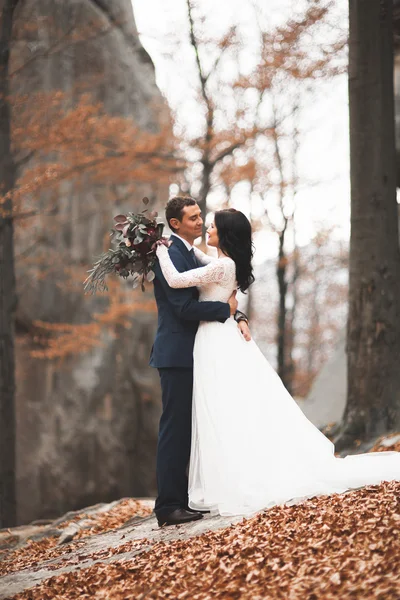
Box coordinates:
[198,159,212,240]
[286,247,299,394]
[335,0,400,449]
[0,0,18,528]
[277,229,291,393]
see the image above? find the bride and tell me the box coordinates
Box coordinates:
[155,208,400,516]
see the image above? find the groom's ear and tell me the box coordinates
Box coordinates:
[169,217,180,232]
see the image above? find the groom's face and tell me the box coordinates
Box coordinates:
[174,204,203,243]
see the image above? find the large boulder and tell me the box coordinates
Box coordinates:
[298,329,347,429]
[11,0,166,524]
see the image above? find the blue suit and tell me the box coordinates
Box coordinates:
[150,236,229,368]
[149,236,230,518]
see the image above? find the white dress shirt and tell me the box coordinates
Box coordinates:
[171,233,193,252]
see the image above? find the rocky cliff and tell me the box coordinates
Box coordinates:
[10,0,166,524]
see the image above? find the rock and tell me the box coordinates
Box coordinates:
[10,0,167,525]
[0,498,154,559]
[378,433,400,447]
[50,503,112,528]
[0,506,242,600]
[0,524,61,552]
[57,524,82,545]
[299,328,347,429]
[23,528,64,543]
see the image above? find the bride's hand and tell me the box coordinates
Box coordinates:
[154,239,171,255]
[238,320,252,341]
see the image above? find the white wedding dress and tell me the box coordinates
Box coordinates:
[156,245,400,516]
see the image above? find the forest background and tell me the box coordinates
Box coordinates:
[1,0,399,528]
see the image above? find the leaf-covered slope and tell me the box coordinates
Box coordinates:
[1,481,400,599]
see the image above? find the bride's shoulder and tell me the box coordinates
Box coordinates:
[220,256,236,270]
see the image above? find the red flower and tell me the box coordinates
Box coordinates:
[133,239,152,255]
[146,226,158,239]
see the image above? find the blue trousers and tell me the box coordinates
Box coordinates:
[155,367,193,519]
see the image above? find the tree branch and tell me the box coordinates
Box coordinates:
[210,141,244,167]
[186,1,209,109]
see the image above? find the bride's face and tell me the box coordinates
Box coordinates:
[207,221,219,248]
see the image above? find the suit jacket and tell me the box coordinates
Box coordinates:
[149,236,230,368]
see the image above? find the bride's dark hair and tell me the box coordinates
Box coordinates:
[214,208,255,293]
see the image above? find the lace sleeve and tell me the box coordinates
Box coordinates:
[156,244,228,289]
[193,246,217,265]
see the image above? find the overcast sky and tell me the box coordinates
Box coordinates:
[132,0,349,261]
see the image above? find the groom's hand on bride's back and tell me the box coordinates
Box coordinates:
[228,291,238,316]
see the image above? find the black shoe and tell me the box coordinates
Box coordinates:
[186,506,211,514]
[157,508,204,527]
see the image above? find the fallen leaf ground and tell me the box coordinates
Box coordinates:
[0,499,152,577]
[9,480,400,600]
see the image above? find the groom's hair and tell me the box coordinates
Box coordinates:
[165,196,197,232]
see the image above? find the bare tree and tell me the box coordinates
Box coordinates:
[260,98,300,393]
[335,0,400,450]
[285,104,301,393]
[185,0,254,238]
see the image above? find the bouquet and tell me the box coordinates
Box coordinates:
[83,197,168,294]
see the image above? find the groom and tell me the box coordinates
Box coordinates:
[149,196,250,526]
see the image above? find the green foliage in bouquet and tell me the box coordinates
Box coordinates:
[84,197,165,294]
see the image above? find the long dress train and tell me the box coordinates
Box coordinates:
[156,243,400,516]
